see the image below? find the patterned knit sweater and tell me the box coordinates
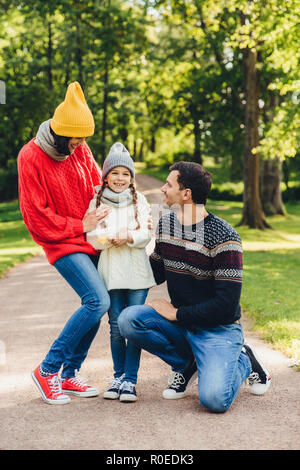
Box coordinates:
[18,139,102,265]
[150,211,243,329]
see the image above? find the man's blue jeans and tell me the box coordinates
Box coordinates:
[41,253,110,379]
[108,288,148,384]
[118,305,252,413]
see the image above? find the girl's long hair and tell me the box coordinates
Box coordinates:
[96,179,140,230]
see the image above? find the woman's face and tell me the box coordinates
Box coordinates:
[105,166,132,193]
[68,137,86,154]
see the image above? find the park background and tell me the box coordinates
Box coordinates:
[0,0,299,368]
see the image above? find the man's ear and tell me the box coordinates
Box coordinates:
[183,188,192,201]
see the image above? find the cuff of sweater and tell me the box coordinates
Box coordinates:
[126,229,150,248]
[176,306,190,326]
[74,219,84,236]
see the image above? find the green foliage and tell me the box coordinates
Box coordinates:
[0,0,299,203]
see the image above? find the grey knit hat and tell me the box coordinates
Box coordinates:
[102,142,135,179]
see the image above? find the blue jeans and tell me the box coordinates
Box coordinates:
[41,253,110,378]
[118,305,252,413]
[108,289,148,384]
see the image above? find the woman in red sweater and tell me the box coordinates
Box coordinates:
[18,82,111,405]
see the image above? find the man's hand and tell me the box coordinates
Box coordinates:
[146,298,178,321]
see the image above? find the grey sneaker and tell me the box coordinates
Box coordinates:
[119,381,137,402]
[103,374,125,400]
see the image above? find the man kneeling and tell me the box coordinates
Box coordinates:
[118,162,271,413]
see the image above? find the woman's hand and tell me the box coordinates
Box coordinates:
[82,207,110,233]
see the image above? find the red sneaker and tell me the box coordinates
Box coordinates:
[61,371,99,397]
[31,365,71,405]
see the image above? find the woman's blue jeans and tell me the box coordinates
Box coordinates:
[108,288,148,384]
[118,305,252,413]
[41,253,110,379]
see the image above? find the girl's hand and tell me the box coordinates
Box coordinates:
[108,228,133,247]
[82,207,110,233]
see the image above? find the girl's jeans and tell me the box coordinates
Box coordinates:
[118,305,252,413]
[108,288,148,384]
[41,253,110,379]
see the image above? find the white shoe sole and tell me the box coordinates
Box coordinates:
[103,391,120,400]
[119,394,137,402]
[63,389,99,397]
[250,378,272,395]
[31,372,71,405]
[162,390,187,399]
[162,370,198,400]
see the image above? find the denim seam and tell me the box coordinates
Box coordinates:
[222,329,244,411]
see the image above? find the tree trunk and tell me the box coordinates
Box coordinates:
[239,47,270,229]
[138,140,144,161]
[260,94,285,215]
[260,158,285,215]
[150,135,156,153]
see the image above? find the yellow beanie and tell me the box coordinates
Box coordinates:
[51,82,94,137]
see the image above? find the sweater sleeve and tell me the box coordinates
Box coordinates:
[127,194,152,249]
[176,239,243,328]
[149,218,166,285]
[18,157,83,243]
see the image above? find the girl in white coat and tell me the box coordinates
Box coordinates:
[87,142,155,402]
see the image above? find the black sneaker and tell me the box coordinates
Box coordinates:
[119,381,137,402]
[103,374,124,400]
[162,360,197,399]
[243,344,271,395]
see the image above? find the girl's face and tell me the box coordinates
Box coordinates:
[68,137,86,154]
[105,166,132,193]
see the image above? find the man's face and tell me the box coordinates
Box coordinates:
[161,170,185,207]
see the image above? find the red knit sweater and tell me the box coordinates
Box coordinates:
[18,139,102,265]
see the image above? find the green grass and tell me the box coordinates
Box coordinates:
[0,200,42,277]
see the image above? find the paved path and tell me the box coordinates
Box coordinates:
[0,174,299,450]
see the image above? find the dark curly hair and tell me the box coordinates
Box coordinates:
[169,161,212,205]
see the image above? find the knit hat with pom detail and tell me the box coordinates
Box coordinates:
[102,142,135,179]
[51,82,95,137]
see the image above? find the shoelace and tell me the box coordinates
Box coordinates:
[248,372,261,385]
[168,372,186,389]
[109,376,124,389]
[120,381,135,393]
[48,375,63,396]
[63,370,88,388]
